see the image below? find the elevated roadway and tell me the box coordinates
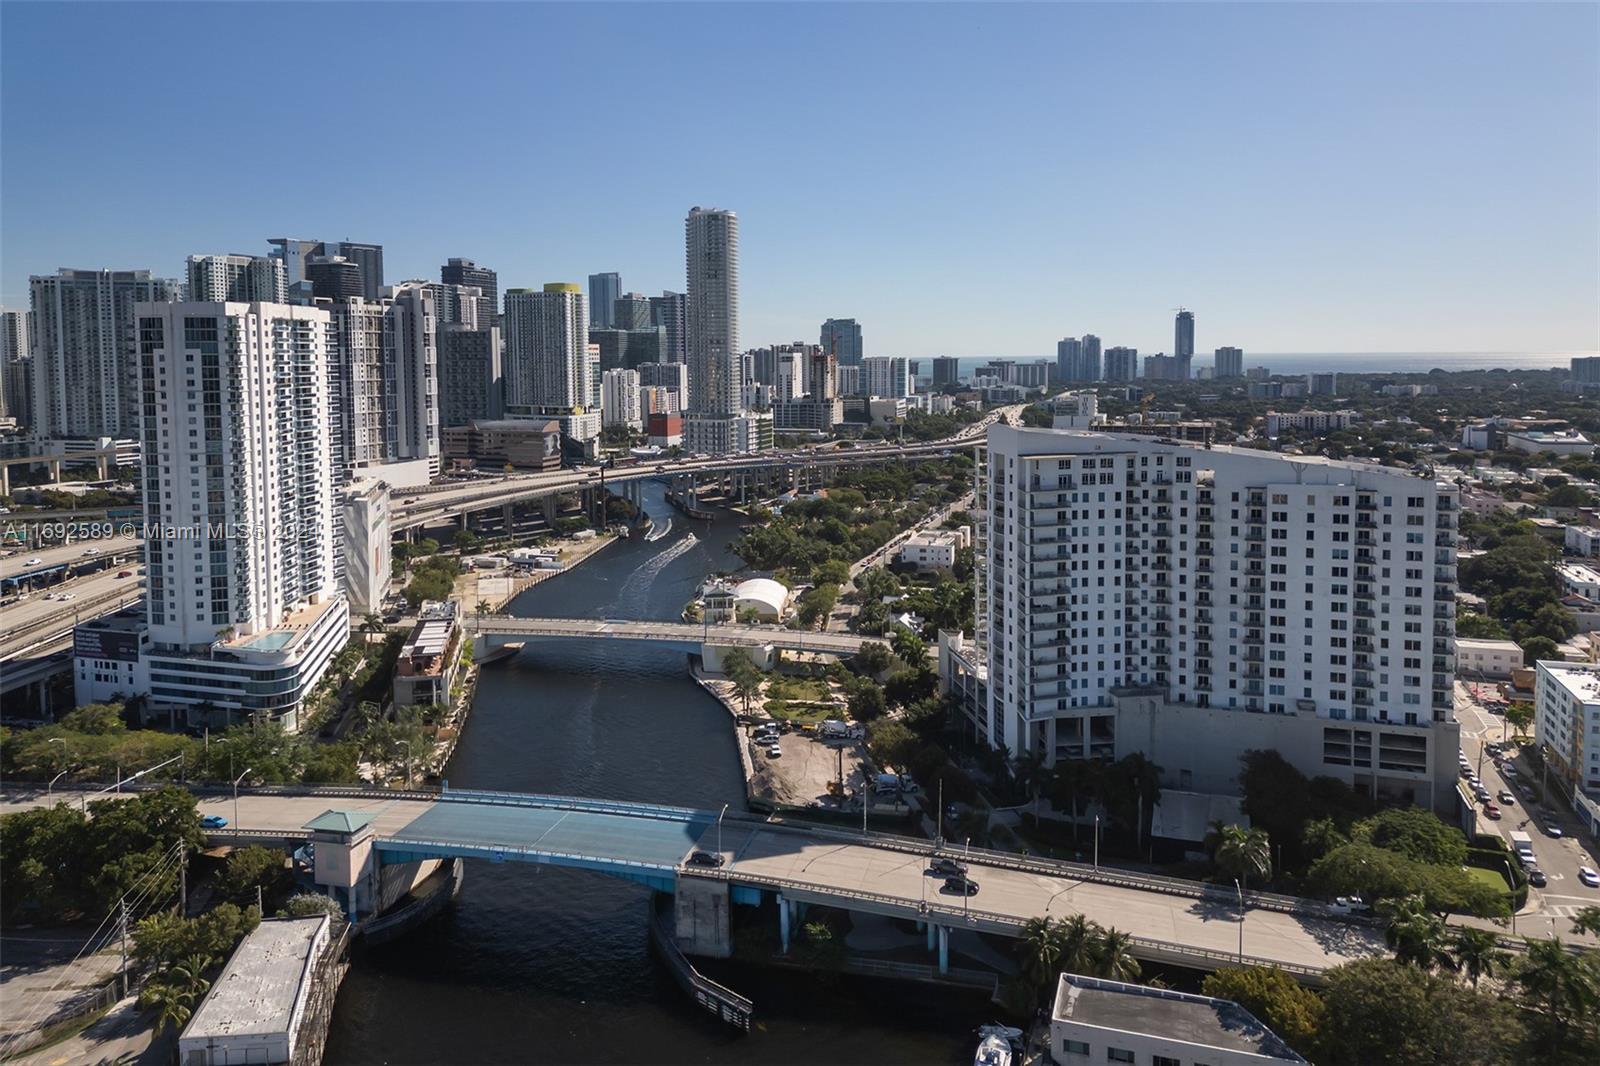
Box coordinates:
[461,615,877,656]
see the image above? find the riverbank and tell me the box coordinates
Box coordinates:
[451,530,620,611]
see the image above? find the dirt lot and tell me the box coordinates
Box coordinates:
[748,727,869,808]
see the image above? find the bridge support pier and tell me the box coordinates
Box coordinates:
[674,875,732,958]
[926,921,936,951]
[937,925,949,975]
[778,894,791,953]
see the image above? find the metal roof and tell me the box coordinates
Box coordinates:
[303,809,375,834]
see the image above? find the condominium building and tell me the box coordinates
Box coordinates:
[863,355,912,399]
[421,280,491,329]
[186,255,287,304]
[613,293,653,331]
[304,256,365,301]
[440,258,498,323]
[649,291,687,363]
[0,307,30,424]
[338,478,391,616]
[438,323,503,427]
[932,356,960,387]
[110,301,349,729]
[1214,346,1244,379]
[593,327,667,372]
[684,207,744,453]
[601,368,642,429]
[1174,308,1194,361]
[1056,337,1083,383]
[587,272,621,329]
[322,284,440,482]
[504,283,589,412]
[270,239,383,299]
[820,318,863,364]
[1264,410,1357,437]
[962,426,1462,812]
[30,268,180,439]
[1104,346,1139,382]
[1534,661,1600,799]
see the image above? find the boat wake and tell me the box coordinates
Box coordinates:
[645,517,673,542]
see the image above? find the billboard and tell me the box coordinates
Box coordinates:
[73,627,142,663]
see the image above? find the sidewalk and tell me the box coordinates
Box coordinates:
[10,995,172,1066]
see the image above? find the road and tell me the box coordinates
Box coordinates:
[463,615,879,655]
[0,532,143,582]
[0,569,144,660]
[1454,680,1599,932]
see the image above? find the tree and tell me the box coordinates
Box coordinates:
[1380,894,1452,970]
[796,583,839,629]
[1519,635,1561,665]
[1354,808,1467,868]
[811,559,850,587]
[846,679,886,721]
[1503,702,1534,740]
[279,892,344,919]
[1515,937,1600,1058]
[1449,927,1509,988]
[852,641,892,677]
[1089,928,1140,982]
[890,625,926,665]
[720,649,763,712]
[1213,824,1272,892]
[217,846,289,908]
[1019,917,1064,998]
[1569,905,1600,938]
[1317,958,1522,1066]
[1200,967,1324,1056]
[1014,749,1052,823]
[865,720,918,771]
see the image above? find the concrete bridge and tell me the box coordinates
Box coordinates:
[462,615,880,664]
[10,785,1386,983]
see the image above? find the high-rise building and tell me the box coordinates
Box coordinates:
[125,300,348,728]
[963,425,1462,813]
[441,258,498,323]
[1214,346,1244,379]
[684,207,744,453]
[30,268,179,439]
[322,284,440,481]
[613,293,653,331]
[837,364,864,397]
[649,291,687,363]
[1056,337,1083,383]
[1307,372,1339,397]
[1174,308,1195,361]
[806,349,838,400]
[0,308,31,425]
[1104,346,1139,382]
[601,368,643,430]
[438,324,503,427]
[593,327,667,372]
[588,272,621,329]
[304,257,365,301]
[269,239,382,299]
[820,318,863,365]
[504,283,597,441]
[186,255,287,304]
[862,355,912,399]
[932,356,960,387]
[1534,661,1600,796]
[417,281,488,329]
[1080,335,1102,381]
[639,361,688,414]
[1144,352,1191,381]
[1572,356,1600,387]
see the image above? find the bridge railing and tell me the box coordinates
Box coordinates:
[439,786,706,823]
[375,833,677,877]
[680,868,1333,979]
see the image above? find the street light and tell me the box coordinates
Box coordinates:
[1234,878,1245,963]
[717,803,728,857]
[1093,814,1101,871]
[397,741,412,790]
[232,766,252,831]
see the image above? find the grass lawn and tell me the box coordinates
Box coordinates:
[767,676,831,702]
[1464,865,1513,894]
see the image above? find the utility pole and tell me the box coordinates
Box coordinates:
[257,884,264,915]
[179,850,188,917]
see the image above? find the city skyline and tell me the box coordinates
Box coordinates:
[1,2,1594,356]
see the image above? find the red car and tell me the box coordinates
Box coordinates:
[1483,803,1502,819]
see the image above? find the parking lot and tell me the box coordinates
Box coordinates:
[1454,681,1599,935]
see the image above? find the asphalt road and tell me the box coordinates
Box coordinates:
[1454,680,1599,933]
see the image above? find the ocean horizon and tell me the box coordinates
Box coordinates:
[936,351,1593,376]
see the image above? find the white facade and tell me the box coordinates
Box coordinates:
[338,478,391,615]
[1507,430,1594,456]
[322,286,440,481]
[178,916,331,1066]
[601,368,643,429]
[1454,638,1524,679]
[0,307,29,424]
[983,426,1461,809]
[1565,526,1600,558]
[685,207,741,434]
[31,268,179,438]
[186,254,287,303]
[504,284,591,418]
[73,609,151,709]
[1050,974,1306,1066]
[899,527,970,571]
[1559,562,1600,601]
[862,355,912,399]
[129,301,348,727]
[1264,410,1356,437]
[1535,660,1600,796]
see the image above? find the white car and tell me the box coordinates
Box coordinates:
[1327,896,1372,915]
[1579,867,1600,889]
[57,592,75,601]
[82,547,100,556]
[25,557,42,565]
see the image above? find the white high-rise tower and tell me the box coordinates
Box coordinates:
[503,283,598,442]
[685,206,755,454]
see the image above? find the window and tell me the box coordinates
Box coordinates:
[1153,1058,1181,1066]
[1062,1039,1090,1056]
[1107,1050,1135,1064]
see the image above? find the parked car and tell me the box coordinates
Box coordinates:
[942,876,980,896]
[766,745,782,759]
[1327,896,1373,915]
[1544,820,1564,839]
[686,850,725,868]
[200,815,229,829]
[929,857,969,876]
[1527,869,1547,888]
[1579,867,1600,889]
[1497,790,1515,804]
[1483,803,1502,819]
[1501,765,1518,779]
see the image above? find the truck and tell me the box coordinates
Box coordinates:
[1509,830,1534,857]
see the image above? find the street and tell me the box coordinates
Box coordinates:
[1453,680,1599,935]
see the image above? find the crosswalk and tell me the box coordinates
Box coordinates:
[1540,903,1597,919]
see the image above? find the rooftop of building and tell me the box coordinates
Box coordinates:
[732,577,789,615]
[1455,637,1525,652]
[450,419,560,434]
[1052,973,1305,1062]
[215,597,345,663]
[180,916,328,1042]
[1539,660,1600,704]
[304,809,374,834]
[1558,562,1600,582]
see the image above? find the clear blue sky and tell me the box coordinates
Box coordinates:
[2,2,1595,358]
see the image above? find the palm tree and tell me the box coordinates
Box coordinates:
[142,981,196,1034]
[1381,894,1452,970]
[360,613,386,642]
[1213,825,1272,893]
[1056,914,1100,975]
[1516,936,1600,1052]
[1090,927,1141,982]
[1450,927,1509,988]
[1014,749,1052,824]
[1019,917,1063,995]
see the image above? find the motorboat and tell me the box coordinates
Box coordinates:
[974,1025,1022,1066]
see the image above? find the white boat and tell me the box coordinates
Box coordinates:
[974,1025,1022,1066]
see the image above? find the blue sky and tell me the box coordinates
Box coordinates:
[2,2,1595,358]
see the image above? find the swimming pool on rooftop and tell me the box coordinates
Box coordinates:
[238,630,295,651]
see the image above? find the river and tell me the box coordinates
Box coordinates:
[323,483,977,1064]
